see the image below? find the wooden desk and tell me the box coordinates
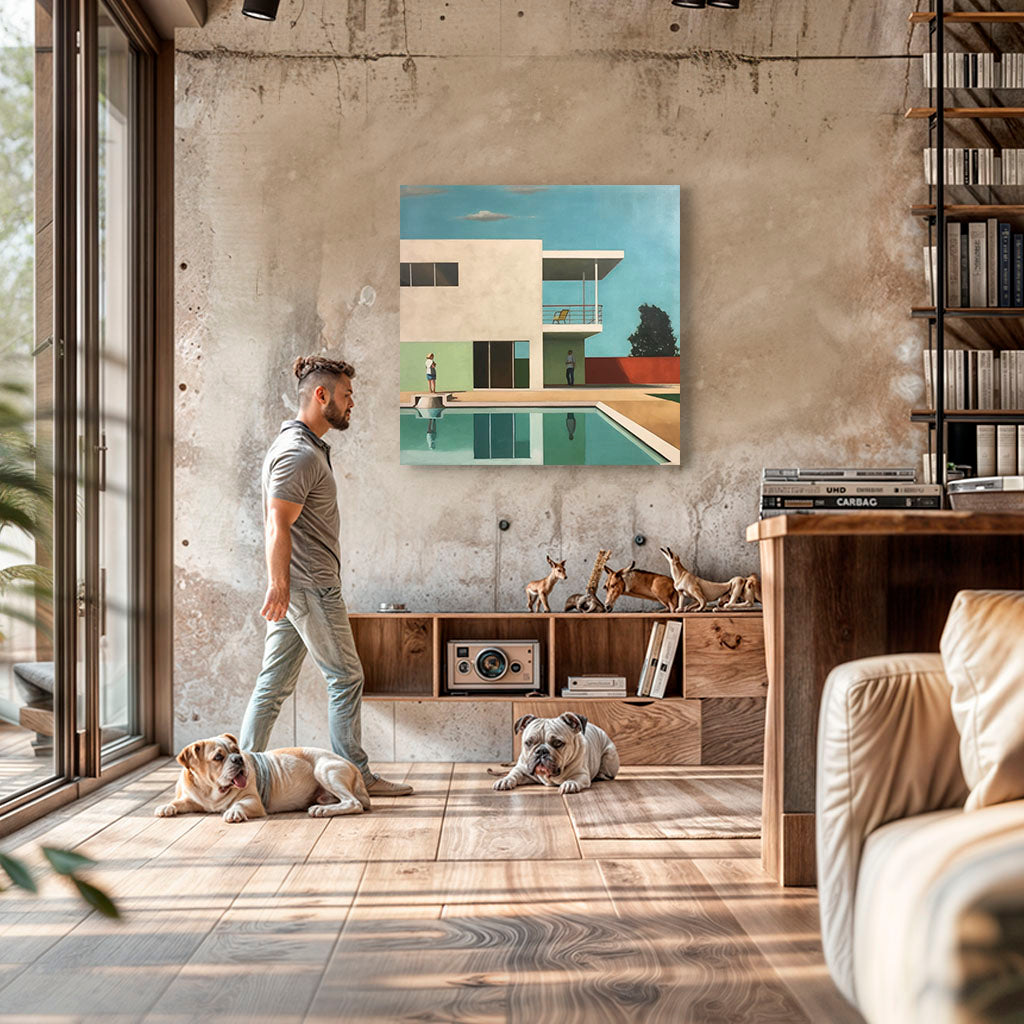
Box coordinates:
[748,512,1024,886]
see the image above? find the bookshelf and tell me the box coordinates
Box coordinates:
[909,5,1024,484]
[348,610,767,766]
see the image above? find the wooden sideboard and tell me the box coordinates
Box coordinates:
[748,511,1024,886]
[349,611,767,766]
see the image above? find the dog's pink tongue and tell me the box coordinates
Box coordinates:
[534,764,551,777]
[232,774,247,789]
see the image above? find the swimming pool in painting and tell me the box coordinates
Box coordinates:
[400,406,666,466]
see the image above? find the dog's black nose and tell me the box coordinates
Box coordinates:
[536,745,549,755]
[229,753,244,764]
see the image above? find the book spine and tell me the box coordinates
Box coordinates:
[760,483,942,496]
[1019,425,1024,476]
[979,350,995,409]
[988,218,999,306]
[969,222,987,307]
[760,496,943,510]
[948,222,962,308]
[955,349,965,410]
[1000,223,1012,306]
[976,424,997,477]
[1014,234,1024,306]
[961,225,971,305]
[997,424,1018,476]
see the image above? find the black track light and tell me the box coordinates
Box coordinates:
[671,0,706,7]
[242,0,280,20]
[708,0,740,7]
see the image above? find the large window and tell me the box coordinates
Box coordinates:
[0,0,160,813]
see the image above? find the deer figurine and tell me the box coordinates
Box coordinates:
[603,561,680,611]
[659,546,745,613]
[564,549,611,613]
[525,556,567,612]
[717,573,762,610]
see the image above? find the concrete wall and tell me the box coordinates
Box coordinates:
[173,1,927,751]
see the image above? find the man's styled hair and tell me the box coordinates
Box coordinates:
[293,355,355,406]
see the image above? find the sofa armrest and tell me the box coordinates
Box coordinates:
[816,653,970,1005]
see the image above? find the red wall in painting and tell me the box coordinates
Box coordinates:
[584,357,680,385]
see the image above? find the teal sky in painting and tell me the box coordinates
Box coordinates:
[400,185,680,358]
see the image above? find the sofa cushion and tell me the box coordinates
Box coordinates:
[854,800,1024,1024]
[816,654,968,1005]
[941,590,1024,811]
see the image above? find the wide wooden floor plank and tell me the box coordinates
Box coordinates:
[141,817,363,1024]
[568,767,761,840]
[308,859,612,1023]
[306,762,451,862]
[437,762,579,861]
[598,857,814,1023]
[0,809,280,1017]
[579,837,761,860]
[695,856,864,1024]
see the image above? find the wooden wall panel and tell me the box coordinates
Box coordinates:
[683,615,767,698]
[700,697,765,765]
[512,699,700,766]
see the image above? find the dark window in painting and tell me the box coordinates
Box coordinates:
[411,263,435,286]
[434,262,459,286]
[400,262,411,287]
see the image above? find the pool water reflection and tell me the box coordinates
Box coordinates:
[400,406,665,466]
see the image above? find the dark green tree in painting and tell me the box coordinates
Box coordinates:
[627,304,678,357]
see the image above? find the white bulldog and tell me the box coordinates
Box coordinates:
[493,712,620,795]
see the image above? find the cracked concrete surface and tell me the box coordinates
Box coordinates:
[173,0,929,749]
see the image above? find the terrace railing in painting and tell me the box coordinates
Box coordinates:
[542,304,603,325]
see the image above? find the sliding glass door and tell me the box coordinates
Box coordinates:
[0,0,155,810]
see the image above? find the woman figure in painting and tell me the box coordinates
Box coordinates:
[425,352,437,394]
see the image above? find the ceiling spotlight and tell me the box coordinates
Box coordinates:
[242,0,280,19]
[671,0,706,7]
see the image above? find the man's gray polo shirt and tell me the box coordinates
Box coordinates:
[262,420,341,588]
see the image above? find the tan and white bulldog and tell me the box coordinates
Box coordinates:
[492,712,620,795]
[155,733,371,823]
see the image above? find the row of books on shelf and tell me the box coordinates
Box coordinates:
[635,621,681,699]
[923,149,1024,186]
[921,51,1024,89]
[759,468,940,517]
[975,424,1024,477]
[923,220,1024,308]
[922,349,1024,409]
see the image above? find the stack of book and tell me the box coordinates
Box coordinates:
[760,468,942,518]
[921,219,1024,309]
[562,675,627,698]
[636,620,682,700]
[923,51,1024,89]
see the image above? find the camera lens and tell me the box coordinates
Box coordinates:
[475,648,508,680]
[510,662,522,673]
[457,660,470,674]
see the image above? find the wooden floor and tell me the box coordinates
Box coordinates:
[0,759,862,1023]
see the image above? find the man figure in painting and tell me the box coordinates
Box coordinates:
[425,352,437,393]
[240,356,413,797]
[565,349,575,386]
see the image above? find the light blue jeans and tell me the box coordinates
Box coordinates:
[240,586,371,783]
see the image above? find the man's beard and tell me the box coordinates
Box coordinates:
[324,399,351,431]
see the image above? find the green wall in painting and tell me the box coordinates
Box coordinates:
[400,342,474,392]
[543,339,587,387]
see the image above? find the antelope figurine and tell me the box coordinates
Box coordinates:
[603,561,679,611]
[659,546,744,613]
[526,556,567,612]
[717,573,762,610]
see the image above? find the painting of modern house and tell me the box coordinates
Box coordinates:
[399,185,680,467]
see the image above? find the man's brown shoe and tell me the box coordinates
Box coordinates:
[366,774,413,796]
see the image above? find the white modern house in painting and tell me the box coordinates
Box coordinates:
[399,238,624,391]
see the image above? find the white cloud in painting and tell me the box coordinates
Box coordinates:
[459,210,512,221]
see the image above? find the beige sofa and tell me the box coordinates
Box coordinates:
[816,590,1024,1024]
